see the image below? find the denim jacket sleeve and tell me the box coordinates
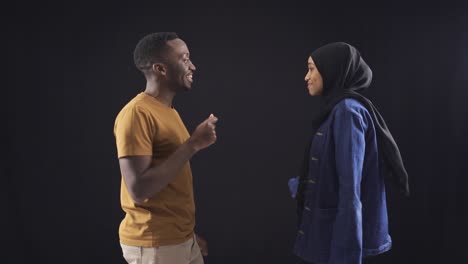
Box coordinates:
[288,176,300,199]
[328,107,367,264]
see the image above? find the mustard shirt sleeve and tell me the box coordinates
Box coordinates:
[114,106,155,158]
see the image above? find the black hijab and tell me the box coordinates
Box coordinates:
[296,42,409,208]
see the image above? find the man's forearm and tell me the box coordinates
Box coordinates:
[137,139,198,201]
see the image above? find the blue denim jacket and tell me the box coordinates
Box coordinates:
[289,99,392,264]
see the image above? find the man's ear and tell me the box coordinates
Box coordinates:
[152,63,166,76]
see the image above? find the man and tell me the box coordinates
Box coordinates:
[114,32,217,264]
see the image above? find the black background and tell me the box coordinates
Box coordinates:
[4,1,468,263]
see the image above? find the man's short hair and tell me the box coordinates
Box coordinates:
[133,32,179,71]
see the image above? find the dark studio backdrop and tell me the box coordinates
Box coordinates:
[4,1,468,263]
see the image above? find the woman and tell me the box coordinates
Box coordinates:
[288,42,409,264]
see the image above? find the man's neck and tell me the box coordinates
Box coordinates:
[144,81,175,107]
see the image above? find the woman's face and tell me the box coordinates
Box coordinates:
[304,56,324,96]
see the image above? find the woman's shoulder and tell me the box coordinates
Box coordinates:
[332,98,370,118]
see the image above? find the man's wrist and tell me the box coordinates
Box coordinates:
[185,137,200,153]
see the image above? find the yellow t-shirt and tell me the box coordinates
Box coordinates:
[114,92,195,247]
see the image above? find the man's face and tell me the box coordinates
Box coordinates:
[304,56,323,96]
[164,38,196,92]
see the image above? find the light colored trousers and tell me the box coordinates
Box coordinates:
[120,236,204,264]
